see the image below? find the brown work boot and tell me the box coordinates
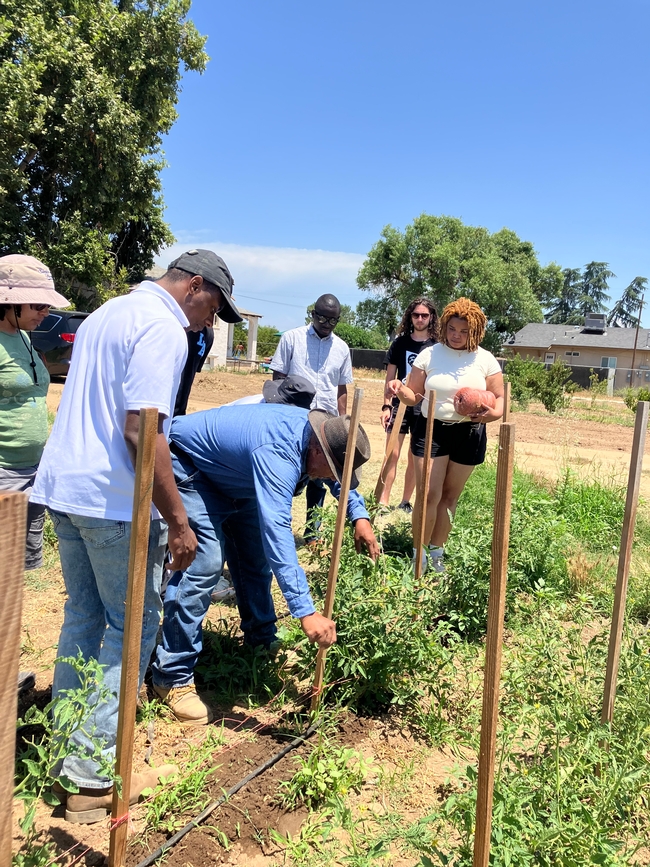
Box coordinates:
[65,763,179,824]
[153,683,213,725]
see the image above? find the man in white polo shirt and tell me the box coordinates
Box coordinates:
[270,293,353,540]
[32,249,242,824]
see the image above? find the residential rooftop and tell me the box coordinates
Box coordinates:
[505,323,650,351]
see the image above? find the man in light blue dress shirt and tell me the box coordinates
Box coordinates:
[270,294,353,539]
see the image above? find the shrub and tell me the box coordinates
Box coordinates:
[504,355,573,413]
[623,386,650,412]
[503,354,544,410]
[335,323,387,350]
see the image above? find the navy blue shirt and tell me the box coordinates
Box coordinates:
[170,404,369,618]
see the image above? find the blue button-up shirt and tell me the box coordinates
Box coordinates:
[270,325,353,415]
[169,404,369,618]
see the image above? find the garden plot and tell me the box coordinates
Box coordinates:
[13,376,650,866]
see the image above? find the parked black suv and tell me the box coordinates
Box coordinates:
[31,309,90,376]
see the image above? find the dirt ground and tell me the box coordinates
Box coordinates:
[17,371,648,866]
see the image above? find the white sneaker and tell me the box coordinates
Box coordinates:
[411,547,428,574]
[211,575,236,604]
[428,546,445,574]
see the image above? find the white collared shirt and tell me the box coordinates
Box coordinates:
[32,281,189,520]
[269,324,352,415]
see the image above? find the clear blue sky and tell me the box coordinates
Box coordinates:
[156,0,650,331]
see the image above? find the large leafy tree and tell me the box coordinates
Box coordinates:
[357,214,563,353]
[544,262,614,325]
[607,276,647,327]
[545,268,584,324]
[578,261,613,319]
[0,0,207,308]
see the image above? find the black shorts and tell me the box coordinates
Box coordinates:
[386,400,421,436]
[410,415,487,465]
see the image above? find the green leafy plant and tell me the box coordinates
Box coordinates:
[299,520,454,716]
[13,654,116,866]
[279,737,368,811]
[196,618,286,706]
[504,355,574,413]
[144,728,225,834]
[624,386,650,412]
[588,368,608,405]
[430,623,650,865]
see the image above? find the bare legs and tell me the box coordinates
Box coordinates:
[412,455,475,546]
[378,433,416,507]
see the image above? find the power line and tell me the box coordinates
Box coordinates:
[235,292,306,309]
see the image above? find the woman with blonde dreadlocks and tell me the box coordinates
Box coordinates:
[388,298,504,573]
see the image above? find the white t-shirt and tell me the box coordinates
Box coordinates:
[32,281,189,520]
[412,343,502,422]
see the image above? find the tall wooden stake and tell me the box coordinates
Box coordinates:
[109,408,158,867]
[374,400,407,504]
[311,388,364,712]
[413,392,436,583]
[473,422,516,867]
[502,380,511,423]
[601,400,649,724]
[1,492,28,867]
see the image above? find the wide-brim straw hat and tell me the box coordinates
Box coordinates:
[0,255,69,307]
[308,409,371,489]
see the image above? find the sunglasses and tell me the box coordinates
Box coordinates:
[412,312,431,319]
[30,304,51,312]
[312,312,340,326]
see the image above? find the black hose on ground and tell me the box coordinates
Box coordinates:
[133,724,318,867]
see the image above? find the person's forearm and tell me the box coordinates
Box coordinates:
[384,364,397,402]
[151,434,191,528]
[397,385,418,406]
[322,479,370,523]
[337,387,348,415]
[124,412,188,528]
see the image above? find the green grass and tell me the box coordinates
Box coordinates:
[269,463,650,866]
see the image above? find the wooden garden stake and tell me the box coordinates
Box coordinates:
[374,373,411,504]
[374,400,407,503]
[311,387,364,712]
[502,380,511,423]
[601,400,649,725]
[473,422,516,867]
[0,492,27,867]
[109,408,158,867]
[413,392,436,584]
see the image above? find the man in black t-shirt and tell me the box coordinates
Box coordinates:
[378,298,438,510]
[173,326,214,417]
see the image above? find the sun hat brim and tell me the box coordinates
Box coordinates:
[0,255,70,307]
[308,409,361,489]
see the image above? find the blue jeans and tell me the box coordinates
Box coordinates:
[151,454,277,689]
[50,510,166,789]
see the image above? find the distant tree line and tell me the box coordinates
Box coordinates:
[354,215,647,353]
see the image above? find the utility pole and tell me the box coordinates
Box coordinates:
[630,292,645,378]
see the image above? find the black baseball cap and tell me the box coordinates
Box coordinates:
[262,375,315,409]
[169,249,242,323]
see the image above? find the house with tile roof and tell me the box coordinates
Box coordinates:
[504,317,650,391]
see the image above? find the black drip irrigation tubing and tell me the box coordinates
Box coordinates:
[133,723,318,867]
